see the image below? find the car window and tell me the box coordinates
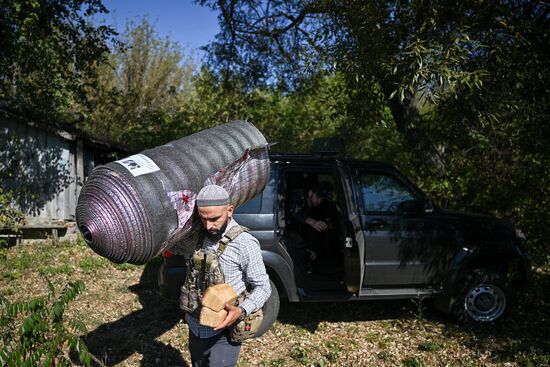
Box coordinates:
[358,173,415,213]
[234,193,262,213]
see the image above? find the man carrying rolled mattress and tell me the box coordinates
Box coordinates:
[180,185,271,366]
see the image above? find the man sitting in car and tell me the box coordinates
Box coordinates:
[294,181,341,270]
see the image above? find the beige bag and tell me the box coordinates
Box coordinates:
[230,293,264,342]
[230,309,263,342]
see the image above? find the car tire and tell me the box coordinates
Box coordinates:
[254,280,280,337]
[451,269,515,325]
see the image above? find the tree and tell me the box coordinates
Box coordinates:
[186,69,362,154]
[199,0,550,265]
[82,19,197,148]
[199,0,549,172]
[0,0,117,119]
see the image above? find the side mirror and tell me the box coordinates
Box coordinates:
[397,200,424,216]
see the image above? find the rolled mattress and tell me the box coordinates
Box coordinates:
[75,120,270,264]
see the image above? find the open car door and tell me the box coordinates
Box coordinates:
[335,161,366,293]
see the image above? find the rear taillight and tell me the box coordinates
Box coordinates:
[162,250,173,257]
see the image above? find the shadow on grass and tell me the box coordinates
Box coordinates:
[277,270,550,365]
[77,259,188,367]
[277,297,441,333]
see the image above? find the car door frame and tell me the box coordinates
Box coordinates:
[335,160,366,293]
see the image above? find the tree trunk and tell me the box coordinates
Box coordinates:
[380,81,446,176]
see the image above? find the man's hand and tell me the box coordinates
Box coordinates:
[213,303,242,331]
[306,218,328,232]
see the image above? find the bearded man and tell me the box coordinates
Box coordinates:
[181,185,271,367]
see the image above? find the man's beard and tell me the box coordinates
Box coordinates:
[204,220,229,241]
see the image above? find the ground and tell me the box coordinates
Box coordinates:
[0,238,549,366]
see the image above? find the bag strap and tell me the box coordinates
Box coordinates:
[217,224,249,256]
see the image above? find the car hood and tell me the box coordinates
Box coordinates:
[434,207,515,239]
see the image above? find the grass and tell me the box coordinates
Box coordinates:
[113,263,138,271]
[378,351,392,361]
[323,340,341,362]
[79,256,109,272]
[402,356,424,367]
[290,346,311,365]
[418,341,442,352]
[0,238,549,366]
[41,263,74,275]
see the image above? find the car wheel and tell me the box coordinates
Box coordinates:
[254,280,280,337]
[452,269,514,324]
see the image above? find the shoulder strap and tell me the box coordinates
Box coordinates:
[217,225,249,256]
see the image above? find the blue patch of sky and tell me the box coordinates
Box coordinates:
[91,0,220,65]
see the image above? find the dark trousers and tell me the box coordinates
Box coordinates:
[188,329,241,367]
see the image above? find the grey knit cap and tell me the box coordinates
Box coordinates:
[196,185,230,207]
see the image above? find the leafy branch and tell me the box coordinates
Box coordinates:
[0,278,93,367]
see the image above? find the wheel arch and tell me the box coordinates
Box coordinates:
[262,250,298,302]
[435,245,529,314]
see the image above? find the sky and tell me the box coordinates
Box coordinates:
[94,0,220,62]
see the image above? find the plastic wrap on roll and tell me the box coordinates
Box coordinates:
[75,121,270,264]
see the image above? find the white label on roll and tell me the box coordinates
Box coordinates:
[115,154,160,177]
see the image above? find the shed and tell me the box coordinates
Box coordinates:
[0,117,132,240]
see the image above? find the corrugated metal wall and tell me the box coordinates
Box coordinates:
[0,119,90,226]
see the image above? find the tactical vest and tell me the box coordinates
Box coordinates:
[179,225,248,315]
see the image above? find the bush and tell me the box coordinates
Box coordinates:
[0,278,90,366]
[0,187,25,247]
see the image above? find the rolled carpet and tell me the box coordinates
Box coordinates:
[75,120,269,264]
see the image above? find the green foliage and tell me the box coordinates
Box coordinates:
[248,73,347,152]
[42,264,74,276]
[81,18,197,148]
[402,356,424,367]
[199,0,550,268]
[412,298,426,324]
[0,0,117,119]
[187,70,351,153]
[378,351,392,361]
[0,187,25,246]
[0,134,25,233]
[113,262,137,271]
[323,341,340,362]
[1,271,22,281]
[418,341,442,352]
[0,244,32,281]
[290,346,312,365]
[79,256,108,272]
[514,347,550,367]
[201,0,509,166]
[0,279,90,366]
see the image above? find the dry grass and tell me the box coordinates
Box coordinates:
[1,238,549,367]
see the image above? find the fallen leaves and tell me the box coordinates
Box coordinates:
[1,239,549,366]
